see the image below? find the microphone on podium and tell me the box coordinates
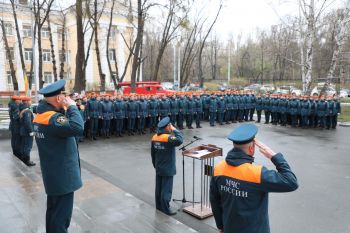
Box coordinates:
[193,136,202,140]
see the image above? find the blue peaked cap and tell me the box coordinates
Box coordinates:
[39,79,66,97]
[157,117,170,129]
[227,123,258,144]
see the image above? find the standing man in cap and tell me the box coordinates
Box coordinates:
[210,124,298,233]
[8,95,22,158]
[151,116,183,215]
[19,96,36,166]
[33,79,84,233]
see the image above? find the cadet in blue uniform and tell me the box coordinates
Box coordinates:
[300,96,311,128]
[33,80,84,233]
[19,96,36,166]
[126,95,139,135]
[255,94,263,123]
[169,95,179,126]
[100,95,114,138]
[138,95,149,134]
[151,117,183,215]
[148,95,159,133]
[333,96,341,129]
[225,93,233,124]
[288,96,299,127]
[114,94,127,137]
[317,96,328,129]
[177,94,186,129]
[217,95,226,125]
[262,94,271,124]
[8,96,22,158]
[194,94,203,128]
[209,94,218,126]
[159,94,170,120]
[186,95,195,129]
[86,93,100,140]
[210,124,298,233]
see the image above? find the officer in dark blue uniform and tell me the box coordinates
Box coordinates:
[177,94,186,129]
[114,94,127,137]
[300,96,311,128]
[100,95,114,138]
[333,96,341,129]
[317,96,328,129]
[279,95,288,126]
[194,94,203,128]
[210,124,298,233]
[169,94,178,126]
[309,96,317,127]
[225,93,233,124]
[186,95,195,129]
[159,94,170,120]
[151,117,183,215]
[126,95,139,135]
[33,79,84,233]
[137,95,149,134]
[148,95,159,133]
[255,94,263,123]
[262,94,271,124]
[288,96,299,127]
[86,93,100,140]
[8,96,22,158]
[232,92,239,123]
[249,92,256,121]
[217,94,226,125]
[19,96,36,166]
[209,94,218,126]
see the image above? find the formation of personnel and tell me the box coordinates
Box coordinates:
[71,91,341,141]
[8,95,36,166]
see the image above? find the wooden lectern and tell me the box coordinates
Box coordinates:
[182,144,222,219]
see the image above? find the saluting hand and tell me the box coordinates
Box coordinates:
[254,139,276,159]
[63,96,76,107]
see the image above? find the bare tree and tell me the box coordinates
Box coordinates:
[10,0,27,89]
[59,10,67,79]
[47,15,58,81]
[198,3,222,87]
[74,0,86,91]
[0,20,18,91]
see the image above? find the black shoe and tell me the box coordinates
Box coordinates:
[93,137,98,140]
[25,161,36,167]
[165,209,177,216]
[226,122,230,124]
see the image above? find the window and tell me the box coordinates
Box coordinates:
[111,26,118,37]
[63,72,71,80]
[57,27,68,40]
[59,50,69,63]
[7,71,13,85]
[44,72,53,84]
[42,49,51,62]
[19,0,28,5]
[24,48,32,62]
[41,27,50,38]
[6,47,15,61]
[108,49,116,61]
[22,25,32,37]
[4,22,13,35]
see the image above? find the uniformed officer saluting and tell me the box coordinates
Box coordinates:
[151,116,183,215]
[33,79,84,233]
[210,124,298,233]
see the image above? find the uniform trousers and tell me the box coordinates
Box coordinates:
[46,192,74,233]
[20,135,33,162]
[155,175,173,214]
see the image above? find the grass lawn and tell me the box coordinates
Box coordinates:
[339,106,350,122]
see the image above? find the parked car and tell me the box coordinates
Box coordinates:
[244,84,261,92]
[161,82,174,90]
[311,83,336,97]
[275,86,301,96]
[260,84,275,93]
[339,89,349,98]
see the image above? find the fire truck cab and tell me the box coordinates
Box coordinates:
[118,81,175,95]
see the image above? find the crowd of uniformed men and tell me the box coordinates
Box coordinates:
[74,91,341,141]
[8,90,342,166]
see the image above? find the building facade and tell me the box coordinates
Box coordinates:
[0,0,135,94]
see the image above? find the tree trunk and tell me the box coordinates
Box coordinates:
[37,25,44,88]
[106,0,118,89]
[74,0,86,92]
[1,20,18,91]
[10,0,26,85]
[93,0,105,92]
[47,16,58,81]
[59,14,66,79]
[130,0,144,93]
[29,13,37,88]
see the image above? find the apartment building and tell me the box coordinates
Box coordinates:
[0,0,134,93]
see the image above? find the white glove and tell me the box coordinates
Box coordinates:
[29,132,34,137]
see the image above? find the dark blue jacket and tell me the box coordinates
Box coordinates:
[148,99,159,117]
[170,98,179,115]
[126,100,139,118]
[100,100,114,120]
[317,100,328,117]
[194,97,203,113]
[8,100,20,132]
[262,97,271,111]
[151,129,183,176]
[138,100,149,117]
[300,100,311,116]
[86,98,101,118]
[159,99,170,117]
[210,148,298,233]
[288,99,299,115]
[19,104,34,136]
[114,100,127,119]
[255,97,263,111]
[33,101,84,195]
[209,97,218,113]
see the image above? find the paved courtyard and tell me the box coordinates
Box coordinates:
[1,121,350,233]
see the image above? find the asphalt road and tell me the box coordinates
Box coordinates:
[76,121,350,233]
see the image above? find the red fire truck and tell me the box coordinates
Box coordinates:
[118,81,175,95]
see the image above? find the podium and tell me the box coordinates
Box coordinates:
[181,144,222,219]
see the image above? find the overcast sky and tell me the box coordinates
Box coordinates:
[57,0,344,41]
